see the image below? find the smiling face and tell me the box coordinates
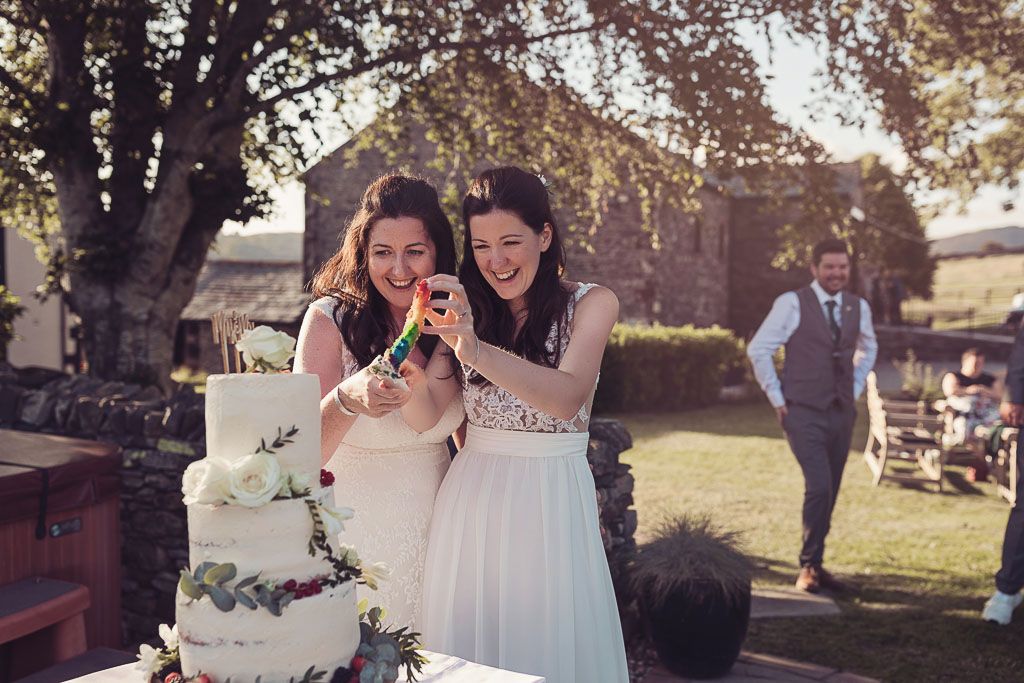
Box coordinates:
[367,216,437,317]
[469,209,552,312]
[810,252,850,295]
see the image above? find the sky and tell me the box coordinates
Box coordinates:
[227,27,1023,241]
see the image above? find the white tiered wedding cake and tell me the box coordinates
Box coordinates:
[173,372,361,681]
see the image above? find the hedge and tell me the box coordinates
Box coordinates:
[593,323,745,413]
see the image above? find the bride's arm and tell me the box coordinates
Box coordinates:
[400,343,461,433]
[295,306,410,464]
[423,276,618,421]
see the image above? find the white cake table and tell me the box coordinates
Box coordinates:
[65,652,545,682]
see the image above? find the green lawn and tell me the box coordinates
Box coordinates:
[614,401,1020,683]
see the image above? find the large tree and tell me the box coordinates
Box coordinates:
[0,1,1003,386]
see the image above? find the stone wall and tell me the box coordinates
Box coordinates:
[0,365,638,648]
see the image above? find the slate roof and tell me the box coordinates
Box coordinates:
[181,260,307,324]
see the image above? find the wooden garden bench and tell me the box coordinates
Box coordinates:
[863,371,946,492]
[0,577,90,679]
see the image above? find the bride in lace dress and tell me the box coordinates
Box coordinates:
[295,174,464,631]
[403,167,628,682]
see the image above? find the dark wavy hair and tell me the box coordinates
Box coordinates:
[310,173,457,367]
[460,166,569,384]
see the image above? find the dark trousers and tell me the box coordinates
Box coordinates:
[783,402,856,568]
[996,441,1024,594]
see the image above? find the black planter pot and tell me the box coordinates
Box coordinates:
[644,579,752,679]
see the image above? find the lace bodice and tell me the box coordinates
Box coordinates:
[310,297,465,448]
[462,283,599,433]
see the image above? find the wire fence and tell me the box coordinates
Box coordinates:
[901,286,1022,333]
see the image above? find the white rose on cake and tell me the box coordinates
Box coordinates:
[236,325,296,372]
[228,451,283,507]
[181,458,229,505]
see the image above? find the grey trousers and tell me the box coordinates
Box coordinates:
[783,401,856,568]
[996,439,1024,594]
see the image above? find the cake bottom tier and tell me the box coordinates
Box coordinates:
[177,579,359,682]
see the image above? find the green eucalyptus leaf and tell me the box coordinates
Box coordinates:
[193,561,217,583]
[267,598,282,617]
[235,573,261,590]
[234,587,257,610]
[254,586,272,606]
[179,570,204,600]
[278,591,295,611]
[206,585,237,612]
[204,563,237,586]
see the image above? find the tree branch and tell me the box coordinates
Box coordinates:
[0,63,37,109]
[244,20,612,120]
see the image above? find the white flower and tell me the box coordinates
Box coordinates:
[337,542,360,567]
[319,502,355,536]
[135,643,160,674]
[227,451,283,508]
[158,623,179,650]
[286,471,311,497]
[361,561,392,591]
[181,458,229,505]
[236,325,296,372]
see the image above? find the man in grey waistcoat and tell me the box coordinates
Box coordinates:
[982,324,1024,624]
[747,239,877,592]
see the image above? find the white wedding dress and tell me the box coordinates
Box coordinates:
[311,297,465,632]
[420,284,629,683]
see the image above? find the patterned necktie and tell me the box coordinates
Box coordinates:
[825,300,841,346]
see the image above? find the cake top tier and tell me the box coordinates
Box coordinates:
[204,373,321,484]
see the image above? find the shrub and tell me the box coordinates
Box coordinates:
[594,323,744,413]
[0,286,25,362]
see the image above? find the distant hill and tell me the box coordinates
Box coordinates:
[209,232,303,262]
[931,226,1024,256]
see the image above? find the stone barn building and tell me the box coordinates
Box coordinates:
[304,128,734,329]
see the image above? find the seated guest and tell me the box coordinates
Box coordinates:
[942,348,1002,445]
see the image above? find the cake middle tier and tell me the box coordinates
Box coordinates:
[187,494,343,581]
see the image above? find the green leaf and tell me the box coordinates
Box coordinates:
[179,570,204,600]
[206,585,237,612]
[266,597,282,617]
[204,563,237,586]
[278,591,295,611]
[193,561,217,582]
[234,587,257,610]
[235,573,261,590]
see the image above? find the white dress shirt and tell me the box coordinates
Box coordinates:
[747,279,878,408]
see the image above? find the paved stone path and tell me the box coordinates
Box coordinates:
[641,589,879,682]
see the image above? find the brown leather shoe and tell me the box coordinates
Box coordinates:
[795,566,820,593]
[817,566,846,592]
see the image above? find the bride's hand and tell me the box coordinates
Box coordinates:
[335,366,411,418]
[398,360,427,393]
[421,275,480,365]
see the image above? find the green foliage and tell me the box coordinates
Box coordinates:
[0,285,25,360]
[594,324,745,413]
[892,349,944,402]
[629,514,753,607]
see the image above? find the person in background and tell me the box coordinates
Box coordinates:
[942,348,1003,446]
[982,326,1024,625]
[747,238,878,593]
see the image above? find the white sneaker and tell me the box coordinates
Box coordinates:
[982,591,1023,625]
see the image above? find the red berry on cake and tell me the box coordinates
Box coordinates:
[320,469,335,487]
[164,674,184,683]
[351,656,366,673]
[312,581,323,594]
[282,579,297,592]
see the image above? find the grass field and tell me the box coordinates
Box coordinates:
[904,253,1024,331]
[615,401,1020,683]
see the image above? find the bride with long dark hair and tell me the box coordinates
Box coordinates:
[401,166,628,682]
[295,172,463,631]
